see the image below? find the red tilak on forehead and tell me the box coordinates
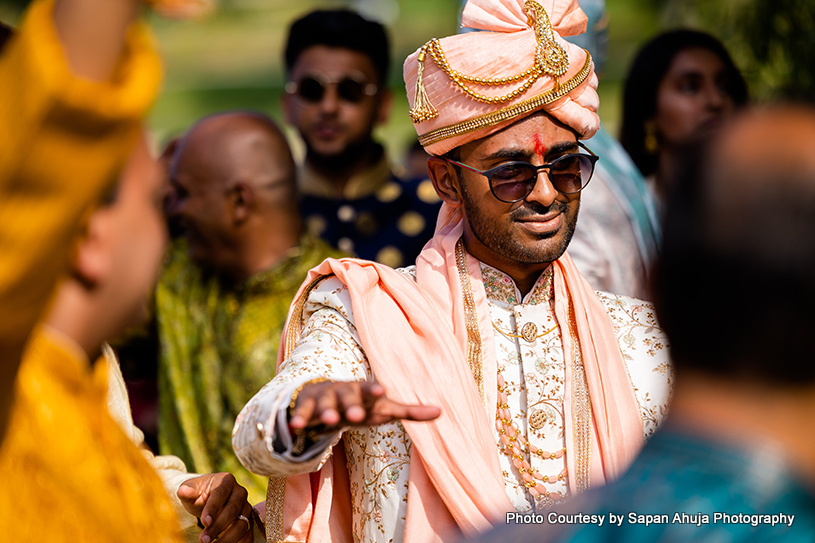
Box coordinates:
[532,133,547,156]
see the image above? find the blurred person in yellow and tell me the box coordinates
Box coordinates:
[0,135,261,542]
[0,0,160,443]
[0,0,263,540]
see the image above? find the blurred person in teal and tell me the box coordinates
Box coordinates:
[470,105,815,543]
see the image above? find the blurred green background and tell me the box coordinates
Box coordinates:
[2,0,812,162]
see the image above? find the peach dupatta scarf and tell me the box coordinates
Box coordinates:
[270,204,642,543]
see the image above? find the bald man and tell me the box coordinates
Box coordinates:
[153,112,342,505]
[473,105,815,543]
[168,113,302,281]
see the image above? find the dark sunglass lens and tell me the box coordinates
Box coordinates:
[490,163,537,202]
[337,79,366,102]
[297,78,325,102]
[550,155,592,194]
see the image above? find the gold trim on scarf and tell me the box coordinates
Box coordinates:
[566,296,592,492]
[417,52,592,147]
[455,239,485,404]
[265,476,287,543]
[284,274,333,359]
[267,274,334,543]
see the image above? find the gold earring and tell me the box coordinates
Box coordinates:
[645,122,659,154]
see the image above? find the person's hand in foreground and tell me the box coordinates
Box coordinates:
[178,473,255,543]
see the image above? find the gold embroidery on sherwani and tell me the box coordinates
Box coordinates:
[566,297,592,493]
[285,274,333,359]
[233,262,673,543]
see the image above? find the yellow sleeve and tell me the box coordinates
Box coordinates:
[0,0,162,360]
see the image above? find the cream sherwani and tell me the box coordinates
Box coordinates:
[233,262,671,543]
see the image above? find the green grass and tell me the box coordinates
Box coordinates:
[146,0,462,154]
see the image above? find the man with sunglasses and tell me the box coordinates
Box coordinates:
[282,9,441,269]
[234,1,671,541]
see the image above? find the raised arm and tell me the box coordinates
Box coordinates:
[0,0,160,444]
[232,297,372,477]
[52,0,140,81]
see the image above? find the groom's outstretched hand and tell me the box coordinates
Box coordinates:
[288,381,440,432]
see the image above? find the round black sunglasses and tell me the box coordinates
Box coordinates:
[446,142,599,203]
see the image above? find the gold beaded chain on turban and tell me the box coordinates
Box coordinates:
[403,0,600,156]
[410,1,569,122]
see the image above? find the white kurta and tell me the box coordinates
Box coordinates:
[102,345,267,543]
[569,169,651,300]
[233,263,672,542]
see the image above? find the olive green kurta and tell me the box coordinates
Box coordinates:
[156,234,342,504]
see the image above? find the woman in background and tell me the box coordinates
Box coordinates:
[620,30,748,209]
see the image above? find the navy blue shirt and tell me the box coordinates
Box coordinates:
[299,154,441,269]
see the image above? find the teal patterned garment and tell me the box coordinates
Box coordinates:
[475,425,815,543]
[156,234,343,504]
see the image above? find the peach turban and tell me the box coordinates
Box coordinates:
[403,0,600,156]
